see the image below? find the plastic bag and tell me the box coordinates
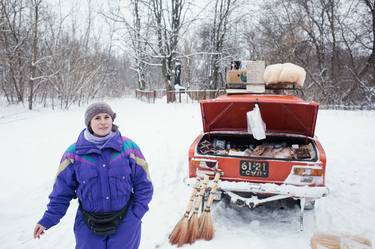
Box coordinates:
[247,104,266,140]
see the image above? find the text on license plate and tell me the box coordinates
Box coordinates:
[240,161,269,177]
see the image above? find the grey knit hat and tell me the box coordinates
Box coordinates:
[84,102,117,128]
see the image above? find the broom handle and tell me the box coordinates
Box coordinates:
[204,172,221,211]
[191,175,209,215]
[182,177,201,217]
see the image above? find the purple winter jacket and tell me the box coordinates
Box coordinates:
[38,129,153,230]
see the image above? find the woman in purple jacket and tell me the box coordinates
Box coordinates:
[34,102,153,249]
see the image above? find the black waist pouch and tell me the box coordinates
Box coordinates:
[79,200,131,236]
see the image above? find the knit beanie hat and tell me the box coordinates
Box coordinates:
[84,102,117,128]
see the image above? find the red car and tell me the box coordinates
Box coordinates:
[187,93,329,226]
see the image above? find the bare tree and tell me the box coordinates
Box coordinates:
[33,0,120,109]
[108,0,193,102]
[208,0,238,89]
[130,0,148,90]
[1,0,374,108]
[248,0,374,107]
[0,0,29,103]
[359,0,375,81]
[103,0,155,90]
[148,0,188,102]
[191,0,243,90]
[28,0,41,110]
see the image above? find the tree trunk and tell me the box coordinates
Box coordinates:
[28,0,39,110]
[359,0,375,81]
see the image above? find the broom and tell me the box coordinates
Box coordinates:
[198,171,221,241]
[310,233,341,249]
[187,175,210,244]
[169,176,201,246]
[310,232,372,249]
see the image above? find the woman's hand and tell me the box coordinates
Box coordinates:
[33,224,46,239]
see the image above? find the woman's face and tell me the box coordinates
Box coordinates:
[90,113,113,137]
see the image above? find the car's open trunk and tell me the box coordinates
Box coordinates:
[200,94,319,137]
[197,133,318,162]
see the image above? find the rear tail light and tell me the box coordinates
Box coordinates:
[293,166,323,176]
[285,165,325,186]
[191,158,218,170]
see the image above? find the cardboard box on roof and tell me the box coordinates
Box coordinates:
[226,69,247,84]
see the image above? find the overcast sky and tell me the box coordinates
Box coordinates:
[44,0,214,53]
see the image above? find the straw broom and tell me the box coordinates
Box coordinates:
[187,175,209,244]
[310,232,372,249]
[169,177,201,246]
[198,171,221,241]
[310,233,341,249]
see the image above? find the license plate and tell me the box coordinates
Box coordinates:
[240,161,269,177]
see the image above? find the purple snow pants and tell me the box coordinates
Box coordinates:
[74,208,141,249]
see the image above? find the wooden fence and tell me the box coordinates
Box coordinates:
[135,89,225,103]
[135,89,157,103]
[135,89,375,109]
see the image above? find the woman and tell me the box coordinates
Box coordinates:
[34,102,153,249]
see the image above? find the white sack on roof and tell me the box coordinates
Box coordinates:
[264,63,306,87]
[263,63,283,84]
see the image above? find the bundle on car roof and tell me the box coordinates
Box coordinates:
[264,63,306,87]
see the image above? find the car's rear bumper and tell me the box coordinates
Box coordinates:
[218,180,329,199]
[185,177,329,200]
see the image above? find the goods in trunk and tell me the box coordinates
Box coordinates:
[197,133,316,161]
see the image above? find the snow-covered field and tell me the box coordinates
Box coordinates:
[0,98,374,249]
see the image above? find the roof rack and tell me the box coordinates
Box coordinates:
[224,83,304,97]
[265,83,302,91]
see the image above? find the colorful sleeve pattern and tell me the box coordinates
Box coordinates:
[38,145,78,229]
[121,136,153,220]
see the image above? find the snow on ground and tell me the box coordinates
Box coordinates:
[0,97,374,249]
